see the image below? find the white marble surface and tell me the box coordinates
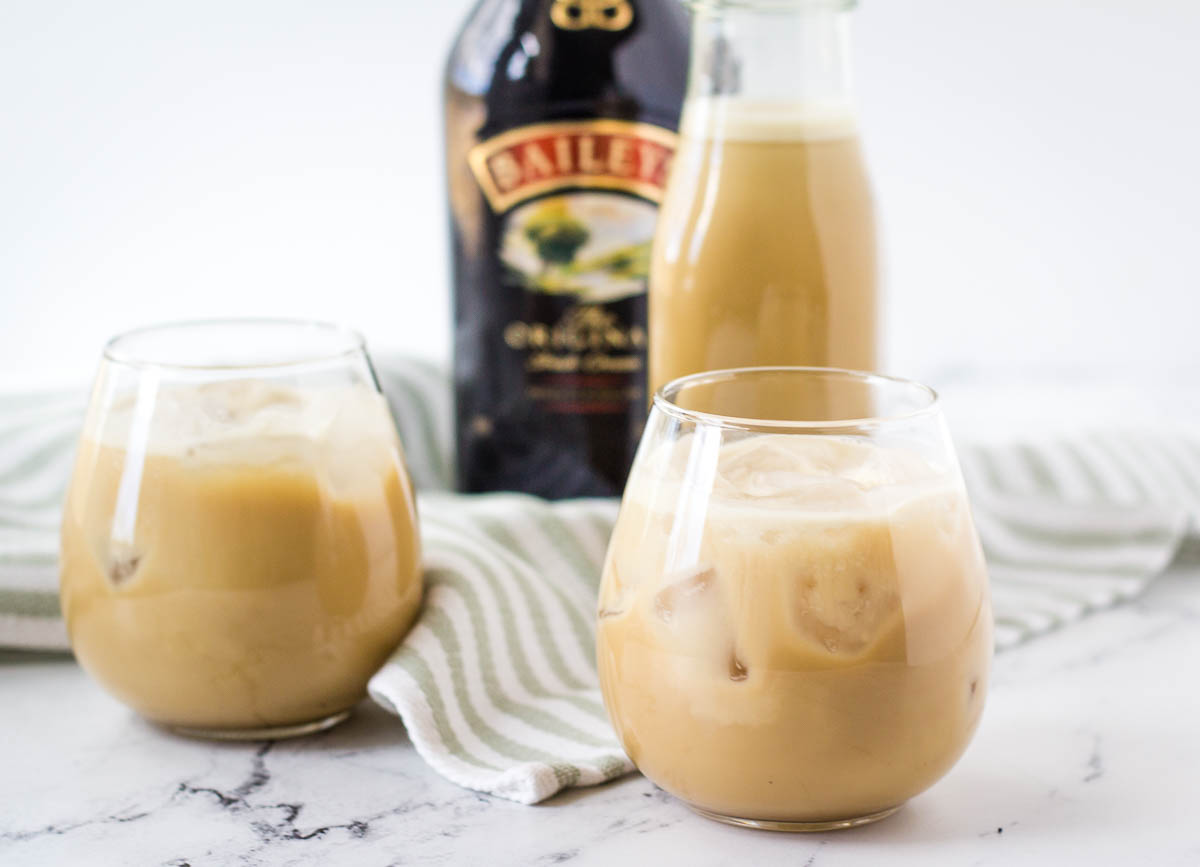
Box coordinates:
[2,543,1198,866]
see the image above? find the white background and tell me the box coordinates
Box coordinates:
[2,0,1198,391]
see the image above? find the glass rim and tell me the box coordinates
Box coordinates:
[102,318,367,372]
[653,366,940,432]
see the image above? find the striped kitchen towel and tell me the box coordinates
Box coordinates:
[957,438,1195,647]
[369,492,631,804]
[0,388,89,651]
[0,358,1194,804]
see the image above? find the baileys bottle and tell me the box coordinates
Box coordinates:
[444,0,688,497]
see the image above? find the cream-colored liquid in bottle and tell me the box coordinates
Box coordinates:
[597,435,991,822]
[649,99,878,395]
[59,381,423,732]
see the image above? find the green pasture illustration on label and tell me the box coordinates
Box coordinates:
[500,193,657,303]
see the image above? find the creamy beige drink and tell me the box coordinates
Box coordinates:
[60,380,422,734]
[597,434,991,823]
[649,99,878,396]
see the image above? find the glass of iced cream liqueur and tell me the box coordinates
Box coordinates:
[60,320,423,739]
[597,367,992,830]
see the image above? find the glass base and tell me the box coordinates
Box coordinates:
[168,708,352,741]
[689,802,903,832]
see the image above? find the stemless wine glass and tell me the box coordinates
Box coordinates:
[596,367,992,831]
[59,320,423,739]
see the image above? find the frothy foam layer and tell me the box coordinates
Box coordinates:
[89,380,397,463]
[680,97,858,142]
[631,434,953,518]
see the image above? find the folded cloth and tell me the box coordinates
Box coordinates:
[0,389,89,651]
[0,360,1193,804]
[370,493,631,804]
[957,437,1194,647]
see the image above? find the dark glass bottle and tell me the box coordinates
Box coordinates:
[445,0,689,498]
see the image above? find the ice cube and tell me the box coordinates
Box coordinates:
[107,544,142,587]
[789,524,902,654]
[714,437,801,496]
[728,655,748,682]
[653,566,716,623]
[597,560,628,620]
[714,435,882,507]
[653,566,753,683]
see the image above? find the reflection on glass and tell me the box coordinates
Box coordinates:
[60,320,423,739]
[597,367,992,831]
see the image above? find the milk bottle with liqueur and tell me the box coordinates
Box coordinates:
[650,0,879,396]
[445,0,689,497]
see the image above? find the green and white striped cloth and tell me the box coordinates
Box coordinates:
[0,388,88,651]
[0,359,1194,804]
[369,492,630,803]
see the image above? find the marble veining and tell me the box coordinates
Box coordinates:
[3,556,1199,866]
[1081,733,1104,784]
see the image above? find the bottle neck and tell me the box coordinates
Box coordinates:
[683,1,857,138]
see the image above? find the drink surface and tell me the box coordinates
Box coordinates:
[446,0,688,497]
[59,381,422,730]
[597,434,991,821]
[649,98,878,396]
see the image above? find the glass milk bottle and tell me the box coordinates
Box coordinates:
[649,0,878,396]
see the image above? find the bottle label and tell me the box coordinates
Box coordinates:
[468,120,675,214]
[466,120,675,430]
[550,0,634,32]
